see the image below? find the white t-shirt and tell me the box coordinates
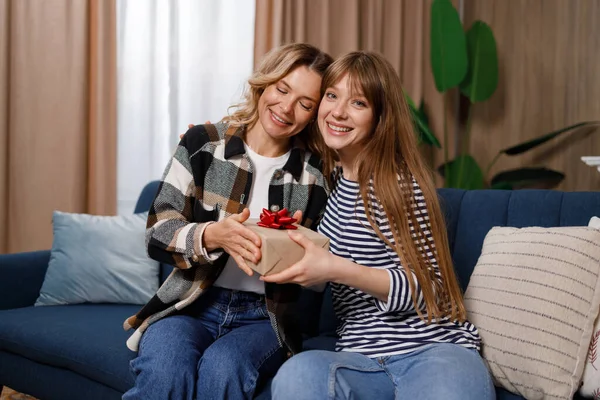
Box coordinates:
[213,143,291,294]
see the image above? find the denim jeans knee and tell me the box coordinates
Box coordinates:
[386,344,495,400]
[124,288,281,400]
[272,350,394,400]
[272,345,494,400]
[196,321,284,400]
[123,315,214,400]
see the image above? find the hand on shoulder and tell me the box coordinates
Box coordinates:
[180,121,211,140]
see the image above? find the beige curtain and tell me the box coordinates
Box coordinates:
[254,0,426,104]
[0,0,116,254]
[254,0,448,181]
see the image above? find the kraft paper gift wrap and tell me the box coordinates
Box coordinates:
[243,218,330,276]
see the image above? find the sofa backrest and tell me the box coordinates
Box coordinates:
[318,188,600,337]
[438,188,600,291]
[134,180,173,283]
[135,181,600,338]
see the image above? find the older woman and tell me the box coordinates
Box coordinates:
[123,43,333,400]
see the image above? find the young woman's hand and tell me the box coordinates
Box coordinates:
[203,208,262,276]
[260,230,335,287]
[262,229,391,300]
[180,122,209,140]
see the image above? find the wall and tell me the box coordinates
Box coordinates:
[438,0,600,191]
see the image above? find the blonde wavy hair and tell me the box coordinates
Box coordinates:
[320,51,467,323]
[224,43,333,156]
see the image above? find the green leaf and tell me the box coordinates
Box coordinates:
[404,91,417,109]
[418,101,429,124]
[437,155,485,189]
[417,102,441,148]
[490,167,565,189]
[501,121,600,155]
[413,104,441,148]
[459,21,498,103]
[405,92,441,148]
[430,0,468,92]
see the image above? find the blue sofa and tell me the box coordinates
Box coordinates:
[1,180,598,400]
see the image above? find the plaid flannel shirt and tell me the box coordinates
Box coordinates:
[124,122,329,355]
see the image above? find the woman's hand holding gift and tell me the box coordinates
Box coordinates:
[203,208,262,276]
[260,229,336,287]
[261,227,390,301]
[184,123,306,276]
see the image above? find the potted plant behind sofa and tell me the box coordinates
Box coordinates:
[407,0,599,190]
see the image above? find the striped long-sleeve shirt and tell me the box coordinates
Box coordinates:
[318,173,480,358]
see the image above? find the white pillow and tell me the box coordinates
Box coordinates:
[36,211,159,306]
[580,216,600,397]
[465,225,600,399]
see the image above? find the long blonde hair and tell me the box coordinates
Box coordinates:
[321,51,466,323]
[224,43,333,156]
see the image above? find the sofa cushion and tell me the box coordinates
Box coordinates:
[36,211,160,306]
[0,304,139,393]
[579,216,600,397]
[464,226,600,399]
[0,350,123,400]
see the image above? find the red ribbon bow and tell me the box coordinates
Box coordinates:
[258,208,298,230]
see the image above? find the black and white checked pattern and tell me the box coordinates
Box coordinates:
[124,121,329,355]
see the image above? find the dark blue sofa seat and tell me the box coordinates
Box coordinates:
[0,305,138,395]
[1,181,597,400]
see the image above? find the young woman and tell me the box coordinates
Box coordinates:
[264,51,495,399]
[122,43,333,400]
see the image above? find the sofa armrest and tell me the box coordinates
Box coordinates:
[0,250,50,309]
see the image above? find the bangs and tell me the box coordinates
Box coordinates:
[323,52,383,113]
[347,73,367,99]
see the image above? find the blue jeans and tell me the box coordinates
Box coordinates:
[271,344,495,400]
[123,287,285,400]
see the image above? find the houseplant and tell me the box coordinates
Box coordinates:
[408,0,598,190]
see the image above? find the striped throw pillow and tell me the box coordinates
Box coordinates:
[465,226,600,400]
[579,216,600,398]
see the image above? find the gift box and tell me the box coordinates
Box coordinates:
[243,216,330,276]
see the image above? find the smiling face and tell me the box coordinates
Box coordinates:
[255,66,322,144]
[318,73,375,168]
